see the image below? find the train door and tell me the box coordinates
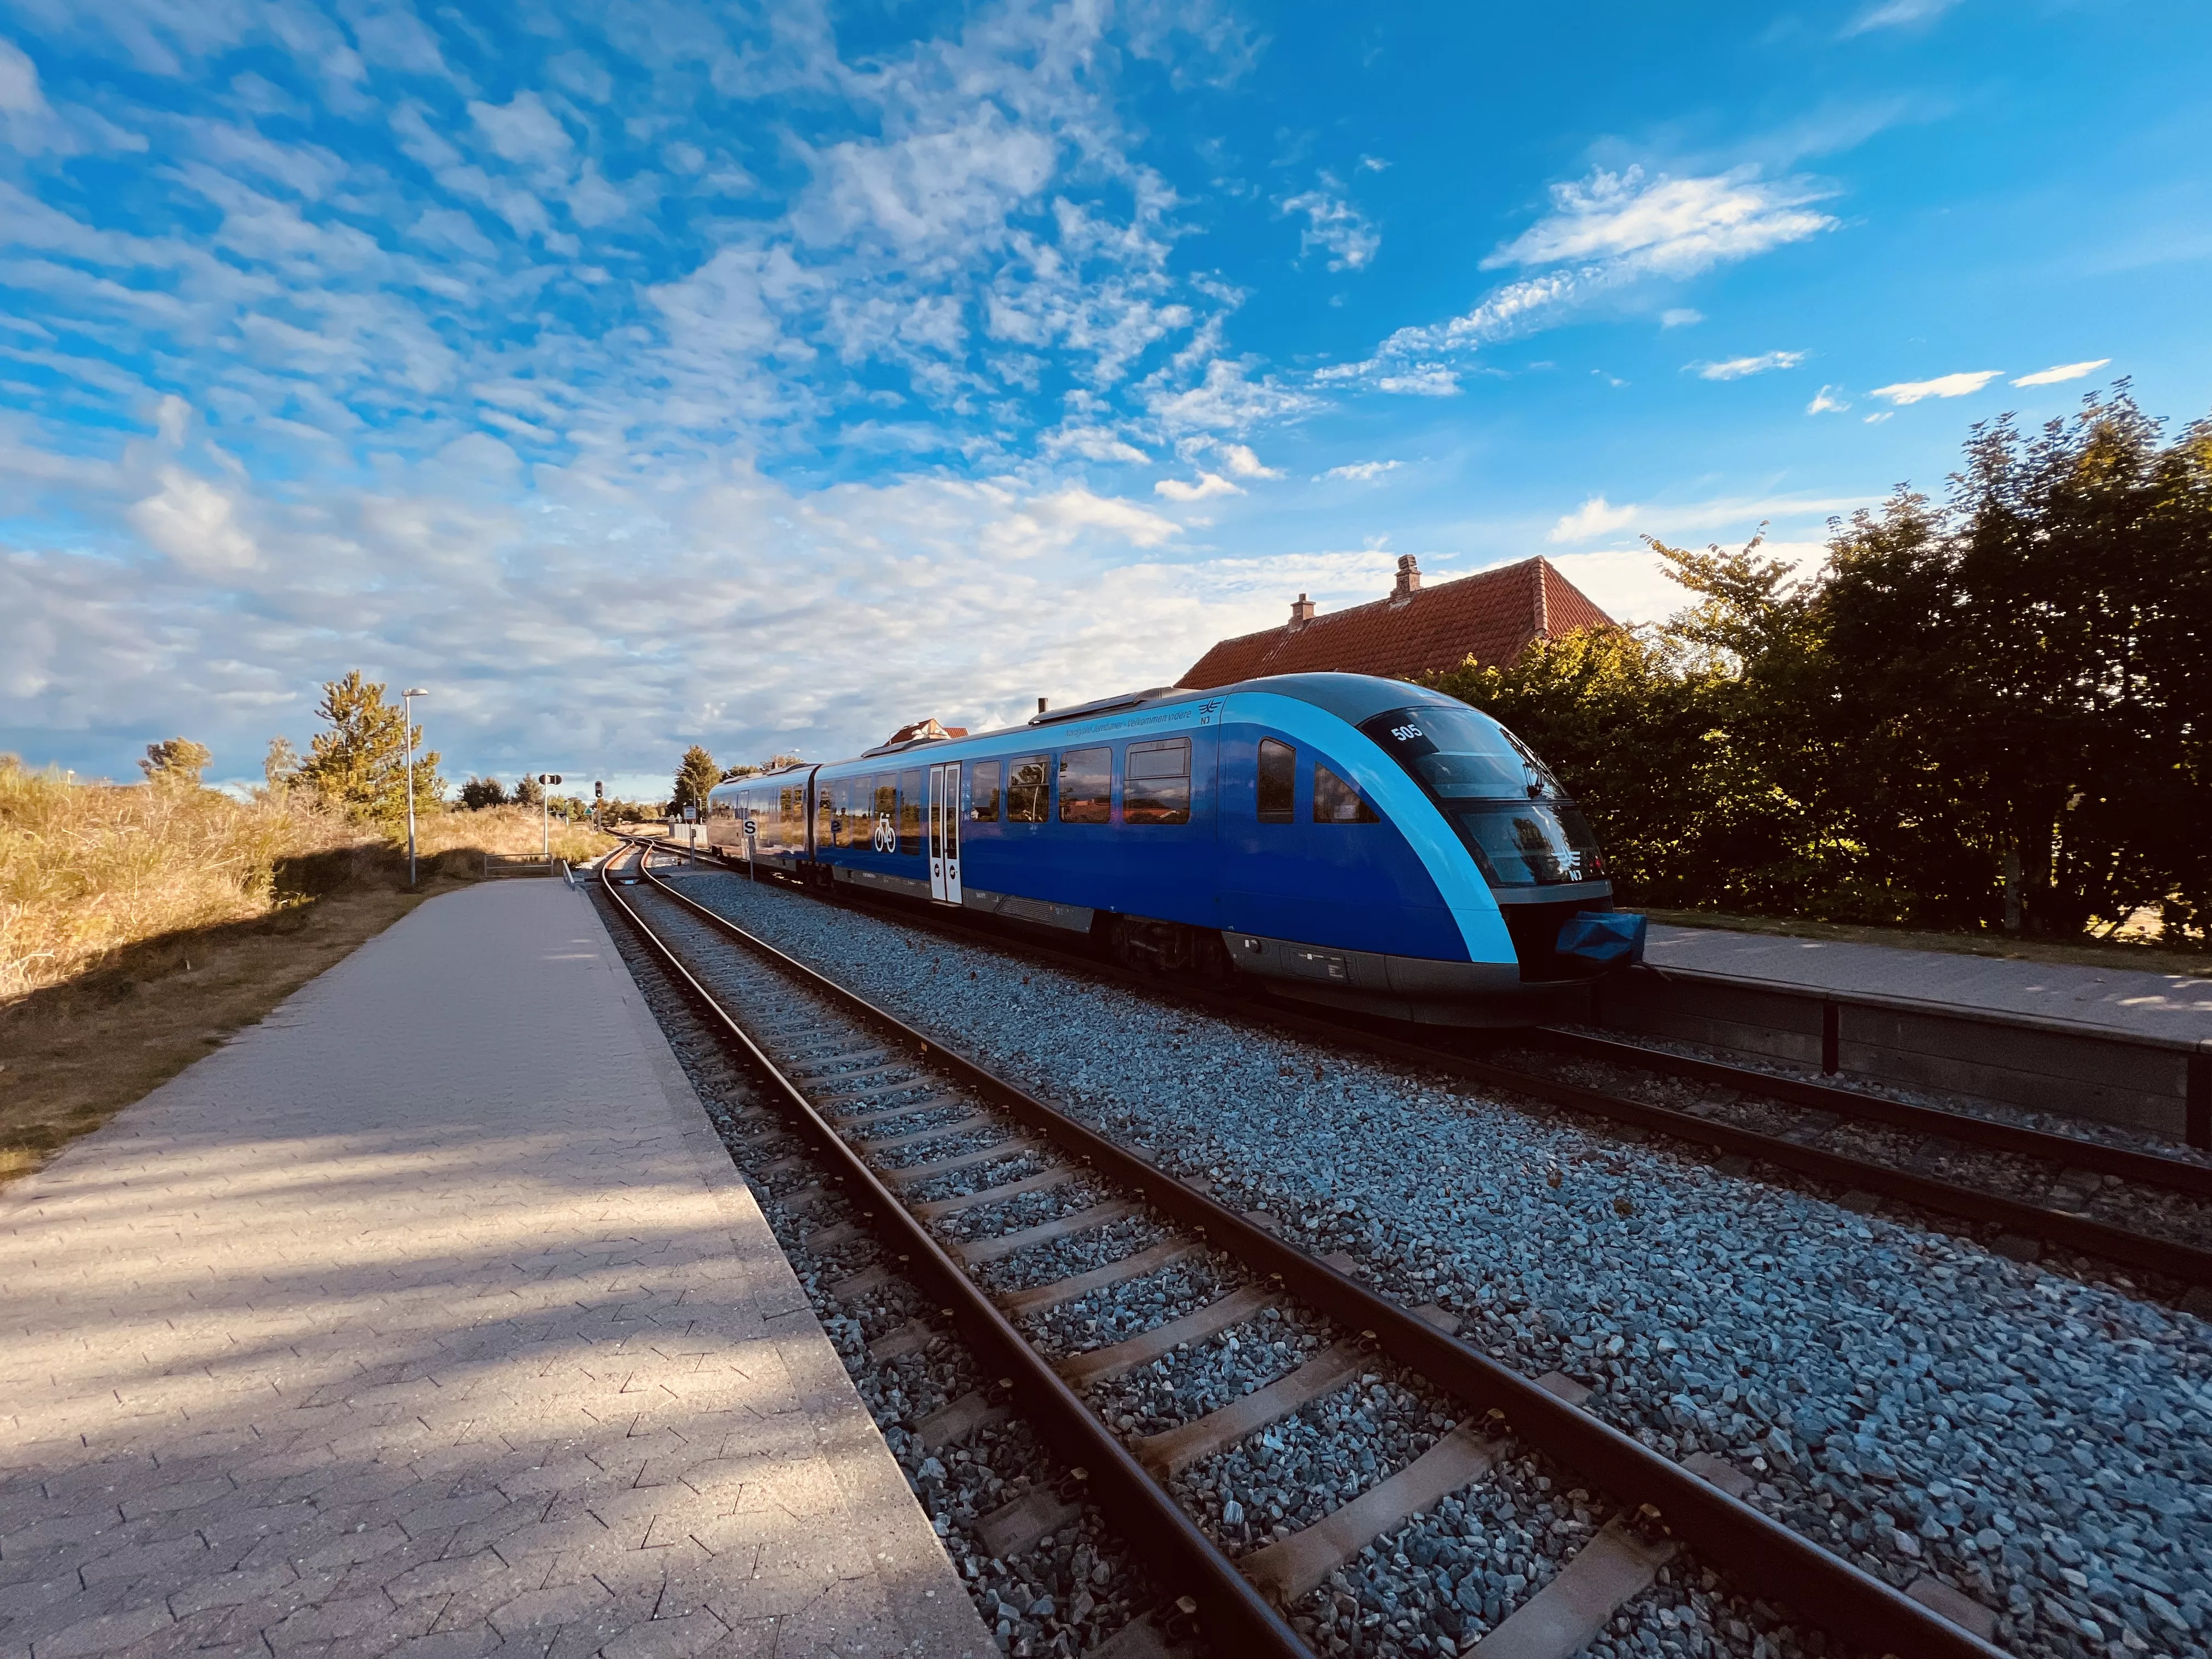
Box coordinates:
[928,761,962,904]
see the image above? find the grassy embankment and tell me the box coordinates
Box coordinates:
[0,760,612,1180]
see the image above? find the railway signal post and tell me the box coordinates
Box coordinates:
[537,772,561,865]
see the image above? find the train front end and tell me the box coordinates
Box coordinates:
[1216,674,1638,1025]
[1354,699,1634,985]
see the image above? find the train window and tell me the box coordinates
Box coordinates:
[1123,738,1190,825]
[969,760,1001,822]
[1313,765,1379,823]
[873,775,896,849]
[817,785,833,848]
[781,786,804,847]
[898,769,923,853]
[1257,738,1295,823]
[1006,754,1049,823]
[1059,747,1110,823]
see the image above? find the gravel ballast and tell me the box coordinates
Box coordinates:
[594,876,1164,1657]
[654,864,2212,1659]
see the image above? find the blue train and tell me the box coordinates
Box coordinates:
[703,672,1639,1024]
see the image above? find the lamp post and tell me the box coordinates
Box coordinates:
[402,689,430,887]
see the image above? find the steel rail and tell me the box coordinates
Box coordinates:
[1530,1026,2212,1200]
[611,837,2008,1658]
[670,842,2212,1290]
[595,844,1308,1658]
[1406,1034,2212,1289]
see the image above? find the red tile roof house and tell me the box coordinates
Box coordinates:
[1177,554,1617,689]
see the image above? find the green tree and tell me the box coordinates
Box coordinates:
[458,776,507,810]
[1428,387,2212,945]
[139,738,213,788]
[511,772,543,809]
[294,671,443,825]
[673,746,719,815]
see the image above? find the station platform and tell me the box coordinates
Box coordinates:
[0,879,988,1659]
[1644,922,2212,1046]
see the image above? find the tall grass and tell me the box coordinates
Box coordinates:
[0,760,365,1001]
[0,760,611,1002]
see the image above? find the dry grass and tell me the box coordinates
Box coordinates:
[413,803,611,866]
[0,764,614,1181]
[0,761,366,1000]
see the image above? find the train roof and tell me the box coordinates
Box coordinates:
[795,672,1475,775]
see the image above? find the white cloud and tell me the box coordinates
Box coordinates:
[1042,424,1150,464]
[1806,385,1850,414]
[1375,365,1459,397]
[1692,350,1808,380]
[1153,471,1242,501]
[1843,0,1963,36]
[1147,358,1317,433]
[1863,411,1893,424]
[0,37,49,116]
[126,467,260,575]
[1548,495,1639,543]
[467,92,573,168]
[1485,166,1836,279]
[1216,444,1282,479]
[1337,167,1834,390]
[1316,460,1401,483]
[1869,370,2003,404]
[1660,308,1703,329]
[2012,358,2111,387]
[1014,487,1181,548]
[1279,175,1380,272]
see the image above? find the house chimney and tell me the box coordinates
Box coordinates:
[1288,592,1316,628]
[1393,554,1423,600]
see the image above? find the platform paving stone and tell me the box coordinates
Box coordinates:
[1645,921,2212,1041]
[0,879,990,1659]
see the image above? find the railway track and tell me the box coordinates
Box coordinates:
[599,839,2008,1657]
[654,837,2212,1301]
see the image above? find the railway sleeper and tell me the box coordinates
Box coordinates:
[612,839,2013,1659]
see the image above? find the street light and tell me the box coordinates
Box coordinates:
[402,689,429,887]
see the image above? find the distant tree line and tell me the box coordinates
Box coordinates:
[1431,388,2211,944]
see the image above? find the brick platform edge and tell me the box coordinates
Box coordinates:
[0,879,991,1659]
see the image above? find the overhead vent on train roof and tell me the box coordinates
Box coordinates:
[1028,687,1182,727]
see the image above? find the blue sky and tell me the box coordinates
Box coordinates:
[2,0,2207,800]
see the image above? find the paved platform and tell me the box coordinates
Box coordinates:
[0,879,989,1659]
[1645,923,2212,1047]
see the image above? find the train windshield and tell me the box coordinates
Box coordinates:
[1449,801,1605,887]
[1357,704,1561,798]
[1358,704,1603,888]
